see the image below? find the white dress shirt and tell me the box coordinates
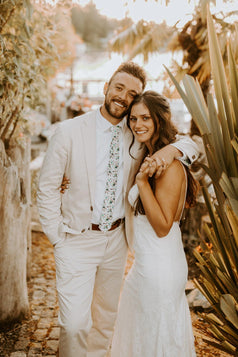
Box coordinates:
[91,109,125,224]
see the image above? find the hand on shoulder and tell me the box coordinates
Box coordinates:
[155,159,185,187]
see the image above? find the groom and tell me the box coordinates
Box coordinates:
[37,61,198,357]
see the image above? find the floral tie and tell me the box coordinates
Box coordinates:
[99,125,120,232]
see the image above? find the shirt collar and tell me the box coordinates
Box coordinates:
[96,107,125,132]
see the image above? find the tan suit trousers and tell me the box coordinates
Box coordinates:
[54,223,128,357]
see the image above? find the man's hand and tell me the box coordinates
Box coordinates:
[60,175,70,193]
[139,145,182,178]
[138,156,158,178]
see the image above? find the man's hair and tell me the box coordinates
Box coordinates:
[109,62,147,90]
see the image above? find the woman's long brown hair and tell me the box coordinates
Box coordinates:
[127,90,198,215]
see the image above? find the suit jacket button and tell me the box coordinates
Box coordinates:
[90,206,93,211]
[192,155,196,159]
[81,229,85,233]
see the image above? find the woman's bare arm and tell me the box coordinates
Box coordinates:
[136,160,186,237]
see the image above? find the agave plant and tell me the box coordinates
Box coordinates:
[167,8,238,355]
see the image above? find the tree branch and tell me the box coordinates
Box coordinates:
[0,4,17,33]
[1,105,19,142]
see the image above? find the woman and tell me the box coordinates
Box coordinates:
[110,90,197,357]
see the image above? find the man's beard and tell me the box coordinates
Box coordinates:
[104,98,129,120]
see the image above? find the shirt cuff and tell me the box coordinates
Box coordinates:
[170,143,191,166]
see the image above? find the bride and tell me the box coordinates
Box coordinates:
[110,90,198,357]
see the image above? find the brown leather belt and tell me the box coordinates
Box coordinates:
[91,218,124,231]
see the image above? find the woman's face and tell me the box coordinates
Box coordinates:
[129,102,156,146]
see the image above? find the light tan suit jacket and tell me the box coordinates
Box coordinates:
[37,110,198,251]
[37,111,142,251]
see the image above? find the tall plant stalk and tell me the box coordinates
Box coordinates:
[166,7,238,355]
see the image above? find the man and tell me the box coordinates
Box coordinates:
[37,62,198,357]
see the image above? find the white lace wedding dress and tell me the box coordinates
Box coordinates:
[110,184,196,357]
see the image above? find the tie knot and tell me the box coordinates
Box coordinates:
[111,125,120,135]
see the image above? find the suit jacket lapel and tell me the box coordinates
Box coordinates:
[81,112,97,204]
[123,127,134,194]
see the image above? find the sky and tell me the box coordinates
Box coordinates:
[76,0,238,25]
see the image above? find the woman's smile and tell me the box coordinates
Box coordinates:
[129,102,155,145]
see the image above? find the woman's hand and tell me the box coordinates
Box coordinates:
[151,145,181,178]
[60,175,70,193]
[137,156,158,180]
[136,157,156,184]
[139,145,182,179]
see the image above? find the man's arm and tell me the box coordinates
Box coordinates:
[37,124,68,246]
[142,135,199,178]
[170,134,199,166]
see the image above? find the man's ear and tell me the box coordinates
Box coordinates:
[103,82,108,95]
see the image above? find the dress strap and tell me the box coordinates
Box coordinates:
[179,163,188,222]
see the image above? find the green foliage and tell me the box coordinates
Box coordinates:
[167,8,238,355]
[0,0,77,148]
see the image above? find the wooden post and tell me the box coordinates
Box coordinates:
[0,138,30,323]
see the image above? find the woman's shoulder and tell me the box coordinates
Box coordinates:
[156,160,185,185]
[165,159,185,176]
[170,159,185,171]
